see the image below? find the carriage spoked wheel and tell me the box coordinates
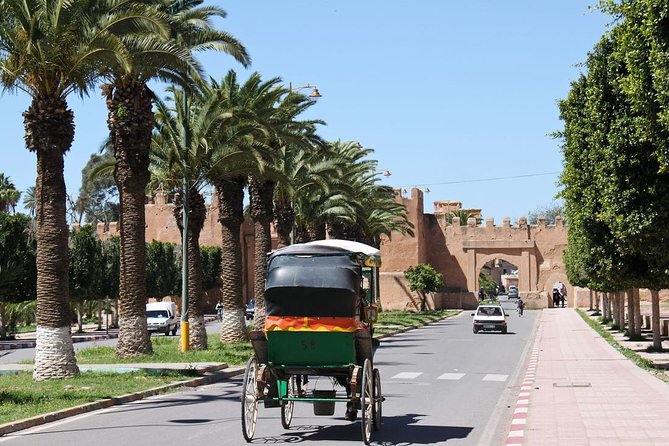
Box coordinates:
[241,356,259,442]
[360,359,374,444]
[372,368,382,431]
[281,375,297,429]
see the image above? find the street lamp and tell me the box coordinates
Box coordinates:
[288,83,322,98]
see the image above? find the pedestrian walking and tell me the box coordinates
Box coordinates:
[517,297,525,316]
[478,288,485,302]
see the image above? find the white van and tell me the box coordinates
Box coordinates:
[146,302,178,336]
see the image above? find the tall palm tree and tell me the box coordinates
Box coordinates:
[207,71,273,343]
[150,84,232,349]
[105,1,250,357]
[248,90,325,326]
[0,0,138,379]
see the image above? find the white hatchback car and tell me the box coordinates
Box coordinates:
[472,302,508,334]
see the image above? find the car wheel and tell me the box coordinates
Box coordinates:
[473,326,478,334]
[171,326,178,336]
[502,327,507,334]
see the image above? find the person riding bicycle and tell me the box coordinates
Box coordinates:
[215,301,223,320]
[517,297,525,316]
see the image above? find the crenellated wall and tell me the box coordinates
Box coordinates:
[97,188,574,311]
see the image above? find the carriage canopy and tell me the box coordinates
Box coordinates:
[265,240,381,318]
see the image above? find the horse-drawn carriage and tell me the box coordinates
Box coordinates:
[241,239,383,444]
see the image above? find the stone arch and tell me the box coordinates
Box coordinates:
[475,253,523,293]
[542,271,572,308]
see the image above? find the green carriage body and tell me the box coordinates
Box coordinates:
[242,240,383,444]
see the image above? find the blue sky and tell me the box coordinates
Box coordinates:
[0,1,609,222]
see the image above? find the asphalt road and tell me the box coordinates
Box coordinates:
[0,305,538,446]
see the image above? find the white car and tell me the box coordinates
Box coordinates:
[507,285,519,298]
[472,302,508,334]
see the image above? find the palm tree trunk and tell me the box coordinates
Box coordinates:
[215,178,248,343]
[25,96,79,380]
[175,190,208,350]
[249,177,274,327]
[274,197,293,248]
[105,79,153,357]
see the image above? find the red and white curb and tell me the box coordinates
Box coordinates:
[506,340,540,445]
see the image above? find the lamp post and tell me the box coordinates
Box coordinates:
[180,89,191,353]
[284,83,322,245]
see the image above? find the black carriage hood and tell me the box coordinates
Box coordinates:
[264,244,362,317]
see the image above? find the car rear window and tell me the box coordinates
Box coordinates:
[477,306,502,316]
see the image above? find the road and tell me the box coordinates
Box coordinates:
[0,304,538,446]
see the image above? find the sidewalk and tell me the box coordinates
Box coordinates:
[507,308,669,445]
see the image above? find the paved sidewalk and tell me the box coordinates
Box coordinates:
[507,308,669,445]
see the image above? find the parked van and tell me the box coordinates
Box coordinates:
[146,302,178,336]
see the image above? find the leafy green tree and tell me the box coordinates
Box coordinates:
[69,225,104,332]
[404,264,443,311]
[200,246,222,291]
[0,213,36,338]
[478,272,498,297]
[527,203,565,225]
[146,241,180,300]
[78,149,119,226]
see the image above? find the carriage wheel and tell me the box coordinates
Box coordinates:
[360,359,373,444]
[281,375,297,429]
[241,356,259,442]
[372,368,382,431]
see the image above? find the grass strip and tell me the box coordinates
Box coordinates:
[0,370,195,425]
[77,334,253,365]
[575,309,657,371]
[374,310,458,336]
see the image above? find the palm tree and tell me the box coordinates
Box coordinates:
[273,140,341,247]
[322,143,413,246]
[0,174,20,213]
[206,71,274,343]
[0,0,139,379]
[248,90,325,326]
[445,209,482,226]
[104,1,250,357]
[150,84,232,349]
[22,186,35,217]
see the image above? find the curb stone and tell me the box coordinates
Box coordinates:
[0,365,244,437]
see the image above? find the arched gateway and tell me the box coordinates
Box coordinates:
[96,188,579,311]
[379,189,577,310]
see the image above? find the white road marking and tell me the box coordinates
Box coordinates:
[437,373,465,380]
[482,374,508,382]
[391,372,423,379]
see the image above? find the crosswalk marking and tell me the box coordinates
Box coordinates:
[482,374,508,382]
[391,372,423,379]
[437,373,465,380]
